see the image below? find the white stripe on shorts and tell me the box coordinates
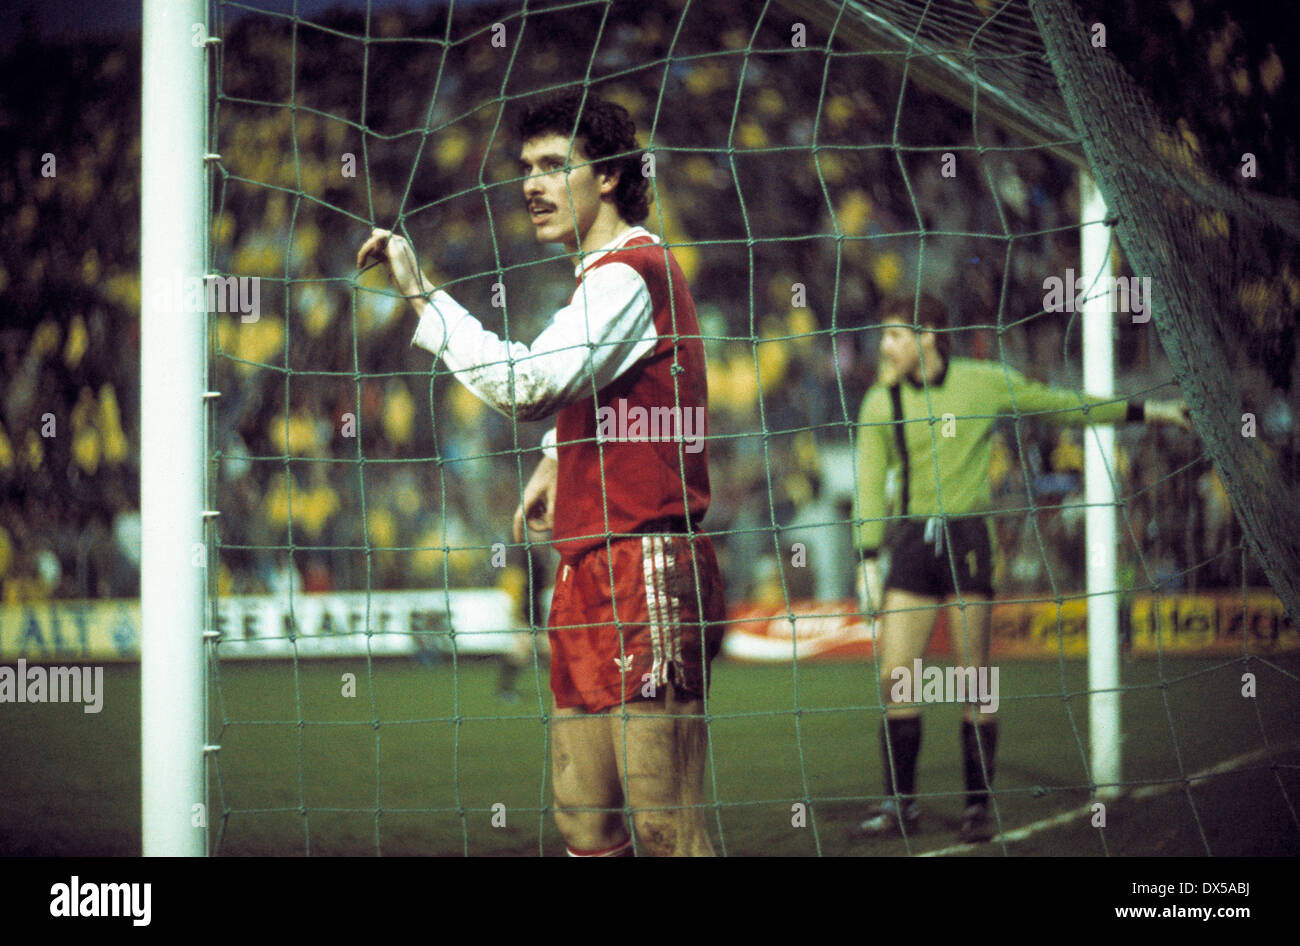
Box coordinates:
[661,538,683,669]
[642,535,666,686]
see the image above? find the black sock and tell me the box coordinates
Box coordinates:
[880,716,922,803]
[961,717,999,808]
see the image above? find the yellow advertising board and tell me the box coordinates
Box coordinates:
[0,600,139,662]
[992,590,1295,657]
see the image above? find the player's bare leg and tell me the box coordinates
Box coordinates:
[878,588,942,709]
[551,702,630,855]
[944,594,998,842]
[607,681,714,857]
[945,594,993,711]
[850,588,939,838]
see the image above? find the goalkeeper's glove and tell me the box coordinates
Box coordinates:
[856,556,884,616]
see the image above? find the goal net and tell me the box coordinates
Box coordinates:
[199,0,1300,855]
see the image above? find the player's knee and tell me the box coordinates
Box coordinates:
[553,801,624,851]
[878,672,895,701]
[880,671,916,707]
[552,776,624,847]
[631,810,681,856]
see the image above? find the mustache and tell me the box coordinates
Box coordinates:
[527,200,556,212]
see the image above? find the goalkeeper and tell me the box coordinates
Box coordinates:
[357,91,723,857]
[849,293,1188,843]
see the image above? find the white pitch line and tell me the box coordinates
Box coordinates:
[917,740,1300,857]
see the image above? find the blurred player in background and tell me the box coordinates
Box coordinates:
[849,293,1189,843]
[495,543,553,702]
[358,90,724,857]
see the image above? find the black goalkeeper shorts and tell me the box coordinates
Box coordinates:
[881,516,995,599]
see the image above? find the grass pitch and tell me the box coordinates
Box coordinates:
[2,655,1297,856]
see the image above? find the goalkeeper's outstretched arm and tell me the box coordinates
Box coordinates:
[991,362,1191,431]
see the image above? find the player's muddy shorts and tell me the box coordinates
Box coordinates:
[548,532,726,713]
[882,516,995,599]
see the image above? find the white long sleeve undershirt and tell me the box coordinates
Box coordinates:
[410,235,659,446]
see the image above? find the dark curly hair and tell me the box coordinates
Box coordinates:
[515,90,651,224]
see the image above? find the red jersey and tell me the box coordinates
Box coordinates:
[552,236,711,561]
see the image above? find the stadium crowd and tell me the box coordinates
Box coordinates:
[1,0,1283,606]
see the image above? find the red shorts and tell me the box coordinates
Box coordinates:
[548,533,726,713]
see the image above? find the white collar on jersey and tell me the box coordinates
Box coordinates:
[574,225,658,277]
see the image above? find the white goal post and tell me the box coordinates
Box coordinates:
[1080,173,1121,798]
[140,0,208,857]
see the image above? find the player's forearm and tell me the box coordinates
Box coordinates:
[412,294,579,421]
[1047,395,1143,426]
[411,263,656,422]
[1008,379,1138,426]
[854,501,886,554]
[853,395,892,551]
[401,269,438,319]
[853,443,888,552]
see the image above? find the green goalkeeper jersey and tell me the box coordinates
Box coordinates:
[853,357,1139,553]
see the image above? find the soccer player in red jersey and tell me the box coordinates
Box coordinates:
[357,91,724,857]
